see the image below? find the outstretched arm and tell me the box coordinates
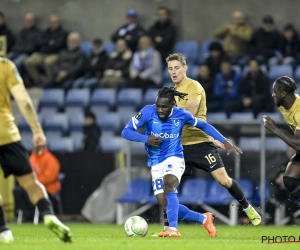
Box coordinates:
[264,116,300,151]
[194,119,242,155]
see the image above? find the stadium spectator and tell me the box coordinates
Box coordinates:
[205,41,225,78]
[80,110,101,152]
[72,38,108,90]
[196,64,215,103]
[24,15,68,86]
[111,9,145,52]
[129,36,162,92]
[249,15,283,65]
[0,11,15,56]
[43,32,85,90]
[266,146,297,225]
[214,11,252,66]
[101,38,132,90]
[226,59,273,118]
[7,13,40,75]
[148,6,176,61]
[13,144,61,222]
[268,24,300,67]
[211,59,241,113]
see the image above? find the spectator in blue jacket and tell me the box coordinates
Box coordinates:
[210,59,241,112]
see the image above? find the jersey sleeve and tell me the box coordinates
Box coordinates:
[130,106,152,130]
[6,60,23,90]
[186,81,203,102]
[183,109,226,143]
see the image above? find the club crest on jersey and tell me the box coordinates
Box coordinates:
[135,112,142,120]
[174,119,180,126]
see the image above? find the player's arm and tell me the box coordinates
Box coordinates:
[10,83,45,142]
[264,116,300,151]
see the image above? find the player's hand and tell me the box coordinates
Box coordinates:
[32,134,46,149]
[213,139,226,150]
[263,115,277,133]
[224,139,243,155]
[147,136,163,147]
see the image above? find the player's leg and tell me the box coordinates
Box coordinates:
[0,194,13,244]
[283,156,300,201]
[16,173,72,242]
[211,167,261,226]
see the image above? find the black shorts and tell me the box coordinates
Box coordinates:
[183,142,224,176]
[0,141,33,178]
[290,151,300,163]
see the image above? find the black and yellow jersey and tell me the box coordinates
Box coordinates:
[175,77,211,145]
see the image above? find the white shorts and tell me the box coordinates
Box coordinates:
[150,156,185,195]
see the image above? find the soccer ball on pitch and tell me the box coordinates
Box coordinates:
[124,216,148,237]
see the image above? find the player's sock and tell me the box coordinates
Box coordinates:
[227,179,249,209]
[165,192,179,229]
[0,206,9,233]
[163,213,169,230]
[36,198,54,217]
[178,204,206,224]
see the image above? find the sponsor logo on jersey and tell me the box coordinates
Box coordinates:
[151,131,179,139]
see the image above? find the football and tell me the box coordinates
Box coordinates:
[124,216,148,237]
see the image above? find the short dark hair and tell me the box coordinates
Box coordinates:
[209,41,223,52]
[157,87,188,103]
[93,38,102,46]
[158,6,170,15]
[275,76,297,93]
[84,110,96,120]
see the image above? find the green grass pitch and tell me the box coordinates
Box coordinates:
[3,223,300,250]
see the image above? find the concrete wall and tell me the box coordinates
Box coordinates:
[2,0,300,43]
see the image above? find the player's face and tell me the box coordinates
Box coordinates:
[155,97,174,120]
[272,82,284,107]
[168,60,187,84]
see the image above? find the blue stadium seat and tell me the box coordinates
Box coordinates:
[198,40,213,64]
[117,88,142,112]
[189,65,199,79]
[99,135,125,152]
[18,114,43,133]
[45,131,64,139]
[20,132,33,151]
[103,41,115,56]
[178,178,209,204]
[39,89,64,113]
[79,42,92,57]
[230,112,254,120]
[143,89,158,106]
[203,180,233,204]
[90,88,116,111]
[43,113,68,136]
[206,112,227,121]
[70,131,83,151]
[117,179,151,203]
[266,137,287,151]
[119,111,136,127]
[48,137,74,153]
[294,65,300,82]
[173,40,199,65]
[162,66,170,82]
[65,89,90,113]
[239,137,260,151]
[268,65,293,83]
[69,112,84,132]
[96,112,121,135]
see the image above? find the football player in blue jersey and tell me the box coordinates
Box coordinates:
[122,87,242,237]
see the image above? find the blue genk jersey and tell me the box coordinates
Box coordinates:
[122,105,227,167]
